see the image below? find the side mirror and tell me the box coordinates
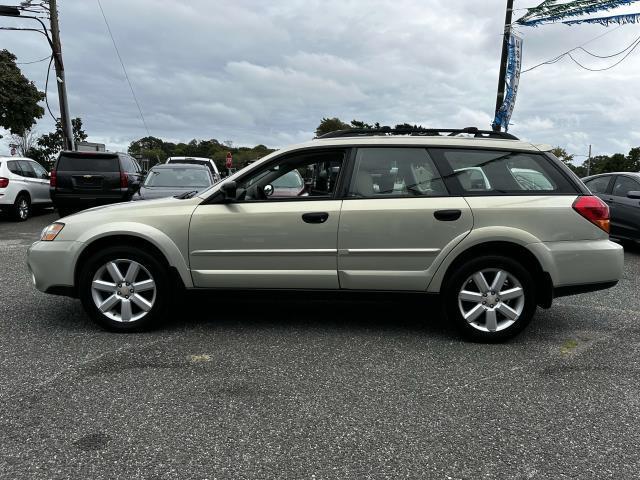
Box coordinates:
[627,190,640,199]
[220,181,237,201]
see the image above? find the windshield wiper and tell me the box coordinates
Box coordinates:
[174,190,198,199]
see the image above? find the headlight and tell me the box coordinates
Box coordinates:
[40,223,65,241]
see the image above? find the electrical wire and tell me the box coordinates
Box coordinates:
[577,34,640,57]
[95,0,151,136]
[521,24,624,72]
[568,36,640,70]
[43,54,58,122]
[16,54,50,65]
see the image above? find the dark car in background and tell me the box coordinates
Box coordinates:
[132,164,213,201]
[51,151,144,217]
[583,172,640,243]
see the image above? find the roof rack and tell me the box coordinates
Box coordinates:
[316,126,519,141]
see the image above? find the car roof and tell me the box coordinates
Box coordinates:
[583,172,640,180]
[0,156,36,162]
[167,157,213,162]
[151,163,208,170]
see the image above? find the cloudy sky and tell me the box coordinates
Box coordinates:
[2,0,640,159]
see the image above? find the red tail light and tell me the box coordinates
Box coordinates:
[50,169,57,188]
[572,195,610,233]
[120,171,128,188]
[0,177,8,188]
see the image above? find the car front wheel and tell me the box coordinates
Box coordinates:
[444,255,536,342]
[79,246,169,331]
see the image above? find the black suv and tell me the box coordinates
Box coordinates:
[51,151,145,216]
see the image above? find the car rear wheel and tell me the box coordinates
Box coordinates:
[11,193,31,221]
[79,246,169,331]
[444,255,536,342]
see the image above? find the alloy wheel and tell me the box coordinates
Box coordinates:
[457,268,525,333]
[90,259,157,322]
[18,198,29,220]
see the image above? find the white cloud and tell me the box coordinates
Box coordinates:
[1,0,639,156]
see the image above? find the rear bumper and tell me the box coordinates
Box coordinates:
[51,191,129,208]
[528,239,624,288]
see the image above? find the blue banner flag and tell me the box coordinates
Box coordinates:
[493,34,523,132]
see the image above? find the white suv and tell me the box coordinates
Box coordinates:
[0,156,51,221]
[27,128,624,341]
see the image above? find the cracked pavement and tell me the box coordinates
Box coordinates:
[1,211,639,479]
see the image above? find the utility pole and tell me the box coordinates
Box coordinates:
[49,0,74,151]
[492,0,515,132]
[587,144,592,176]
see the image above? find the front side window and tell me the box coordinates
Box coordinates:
[234,150,346,201]
[432,149,575,195]
[347,148,446,198]
[31,162,49,179]
[612,176,640,197]
[584,176,612,194]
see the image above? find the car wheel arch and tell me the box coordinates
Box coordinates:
[74,234,189,291]
[438,241,553,309]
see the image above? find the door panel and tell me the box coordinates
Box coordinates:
[337,197,473,290]
[189,200,342,288]
[610,175,640,240]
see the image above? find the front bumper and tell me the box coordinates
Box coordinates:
[27,240,85,296]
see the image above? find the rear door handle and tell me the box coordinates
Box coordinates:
[302,212,329,224]
[434,209,462,221]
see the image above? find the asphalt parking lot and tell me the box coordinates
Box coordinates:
[1,211,639,479]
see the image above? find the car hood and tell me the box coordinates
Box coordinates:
[133,186,207,201]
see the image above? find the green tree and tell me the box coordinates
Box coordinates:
[35,117,88,166]
[315,117,350,137]
[0,49,45,137]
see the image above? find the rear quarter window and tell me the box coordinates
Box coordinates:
[430,149,577,195]
[57,154,120,172]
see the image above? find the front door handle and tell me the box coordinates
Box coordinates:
[434,209,462,221]
[302,212,329,224]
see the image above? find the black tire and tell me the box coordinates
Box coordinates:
[78,246,169,332]
[10,193,31,221]
[444,255,536,343]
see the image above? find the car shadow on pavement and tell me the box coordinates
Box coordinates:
[164,290,454,338]
[0,207,55,224]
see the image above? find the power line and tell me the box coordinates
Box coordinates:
[43,54,57,122]
[95,0,150,136]
[522,25,622,73]
[568,37,640,70]
[16,54,50,64]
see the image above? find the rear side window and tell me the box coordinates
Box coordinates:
[584,176,612,194]
[57,154,119,172]
[348,148,447,198]
[7,160,23,175]
[431,149,576,195]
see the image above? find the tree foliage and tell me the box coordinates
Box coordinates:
[34,117,87,166]
[0,49,45,137]
[127,136,275,170]
[552,146,640,178]
[315,117,350,137]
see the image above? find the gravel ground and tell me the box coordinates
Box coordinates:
[1,211,639,479]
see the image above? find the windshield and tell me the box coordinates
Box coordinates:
[57,154,119,172]
[272,170,304,188]
[144,168,211,188]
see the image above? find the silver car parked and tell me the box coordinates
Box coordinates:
[27,128,623,341]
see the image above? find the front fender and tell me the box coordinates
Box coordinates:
[74,222,193,288]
